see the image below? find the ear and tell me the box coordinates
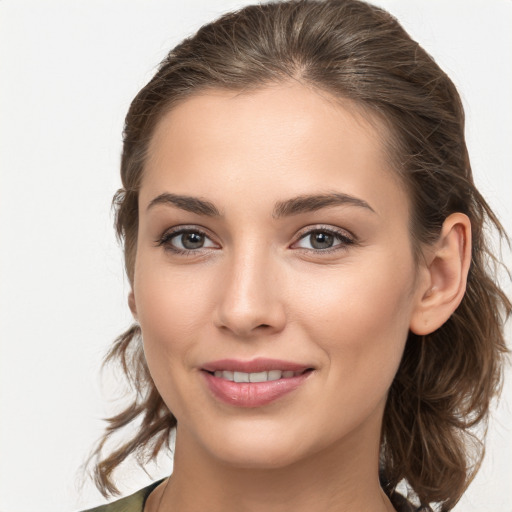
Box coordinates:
[410,213,472,336]
[128,290,138,320]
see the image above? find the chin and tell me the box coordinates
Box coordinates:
[202,425,306,469]
[216,446,301,470]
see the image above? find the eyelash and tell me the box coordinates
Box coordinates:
[154,226,217,256]
[154,225,356,256]
[293,225,356,253]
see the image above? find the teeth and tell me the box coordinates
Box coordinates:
[267,370,282,381]
[249,371,268,383]
[234,371,250,383]
[212,370,304,382]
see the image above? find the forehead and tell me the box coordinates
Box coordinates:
[142,83,408,219]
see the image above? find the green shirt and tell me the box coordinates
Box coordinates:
[82,480,163,512]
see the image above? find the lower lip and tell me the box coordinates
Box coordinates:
[202,370,313,408]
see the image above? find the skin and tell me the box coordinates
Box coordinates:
[129,82,471,512]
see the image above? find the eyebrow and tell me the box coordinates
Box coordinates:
[146,193,221,216]
[272,192,375,218]
[146,191,375,218]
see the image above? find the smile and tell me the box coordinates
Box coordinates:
[201,359,315,407]
[210,369,307,382]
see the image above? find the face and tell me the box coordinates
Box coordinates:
[131,83,426,469]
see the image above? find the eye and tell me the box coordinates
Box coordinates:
[293,227,355,252]
[155,228,218,254]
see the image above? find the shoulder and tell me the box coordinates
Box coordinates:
[80,481,163,512]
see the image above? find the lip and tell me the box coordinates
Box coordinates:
[201,357,313,373]
[200,358,315,408]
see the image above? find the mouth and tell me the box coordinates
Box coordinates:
[201,357,314,374]
[202,368,313,383]
[200,358,315,407]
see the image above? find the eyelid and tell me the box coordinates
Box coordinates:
[154,225,220,254]
[291,225,356,251]
[154,224,356,255]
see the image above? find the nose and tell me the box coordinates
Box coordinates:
[213,246,287,338]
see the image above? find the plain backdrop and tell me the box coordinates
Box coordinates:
[0,1,511,511]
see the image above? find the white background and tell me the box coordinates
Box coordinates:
[0,1,510,511]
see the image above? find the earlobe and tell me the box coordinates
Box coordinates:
[128,290,138,320]
[410,213,472,336]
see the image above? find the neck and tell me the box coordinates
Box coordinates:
[147,417,395,512]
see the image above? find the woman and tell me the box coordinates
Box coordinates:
[85,1,510,511]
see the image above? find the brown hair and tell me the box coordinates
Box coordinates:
[89,1,511,510]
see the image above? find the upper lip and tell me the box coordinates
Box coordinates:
[201,357,313,373]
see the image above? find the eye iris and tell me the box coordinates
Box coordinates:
[181,232,204,249]
[310,232,334,249]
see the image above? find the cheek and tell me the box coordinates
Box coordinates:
[295,253,415,389]
[135,253,211,337]
[135,277,212,423]
[133,257,214,397]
